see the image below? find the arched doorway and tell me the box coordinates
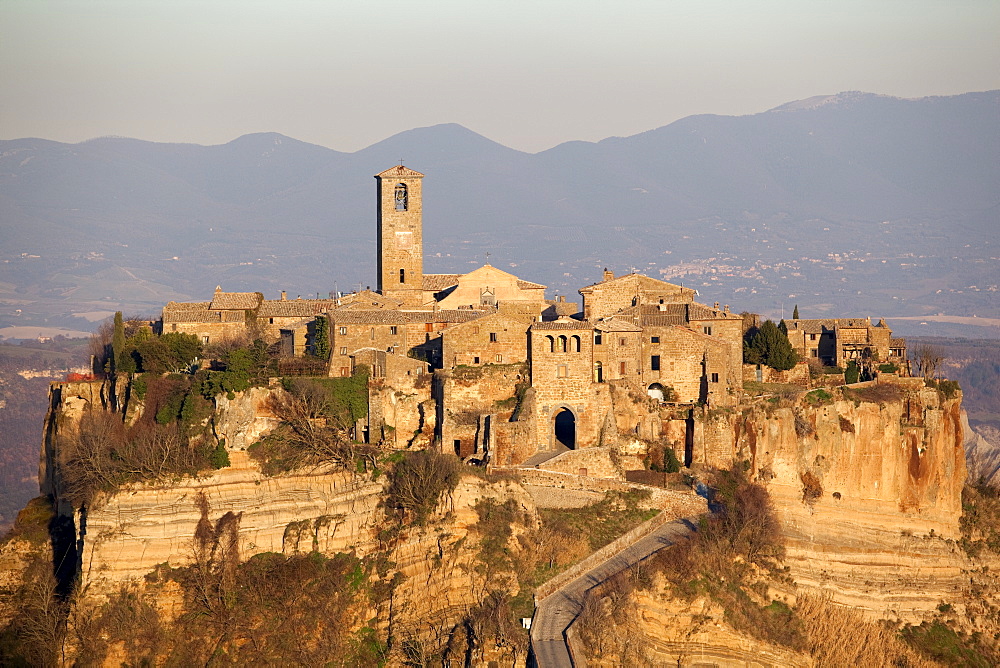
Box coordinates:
[553,408,576,449]
[647,383,666,401]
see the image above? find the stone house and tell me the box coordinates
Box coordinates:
[161,287,263,345]
[784,317,904,368]
[440,312,536,368]
[578,270,697,320]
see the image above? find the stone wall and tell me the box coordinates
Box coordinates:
[440,312,531,368]
[437,363,527,458]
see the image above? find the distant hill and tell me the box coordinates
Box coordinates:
[1,91,997,337]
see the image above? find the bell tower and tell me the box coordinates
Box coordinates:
[375,165,425,307]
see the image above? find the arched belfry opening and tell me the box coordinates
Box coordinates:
[394,183,408,211]
[553,408,576,450]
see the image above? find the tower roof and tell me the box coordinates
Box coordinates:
[375,165,425,179]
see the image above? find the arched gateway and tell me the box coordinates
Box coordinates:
[553,408,576,449]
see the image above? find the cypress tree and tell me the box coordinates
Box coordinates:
[313,315,330,360]
[792,304,800,320]
[749,320,798,371]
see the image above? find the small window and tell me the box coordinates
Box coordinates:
[620,361,627,375]
[474,356,480,364]
[651,355,660,371]
[810,333,817,341]
[703,326,713,336]
[339,326,347,335]
[202,335,210,344]
[711,372,719,383]
[619,338,626,346]
[370,328,375,340]
[811,349,818,357]
[557,365,568,378]
[340,347,347,355]
[425,323,433,333]
[594,332,602,345]
[269,317,274,324]
[495,354,502,363]
[399,268,405,284]
[651,336,660,344]
[390,326,398,335]
[489,332,498,342]
[340,367,350,377]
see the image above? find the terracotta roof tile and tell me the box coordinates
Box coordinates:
[258,300,334,318]
[422,274,462,291]
[209,290,262,310]
[331,311,412,325]
[786,318,877,333]
[375,165,425,178]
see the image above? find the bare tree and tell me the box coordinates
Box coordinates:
[912,344,944,379]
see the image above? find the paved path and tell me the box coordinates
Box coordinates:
[521,445,570,467]
[530,516,699,668]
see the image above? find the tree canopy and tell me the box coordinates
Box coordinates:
[744,320,798,371]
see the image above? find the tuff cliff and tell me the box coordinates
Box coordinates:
[5,370,976,665]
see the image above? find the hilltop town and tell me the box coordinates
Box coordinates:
[4,165,987,667]
[159,164,910,467]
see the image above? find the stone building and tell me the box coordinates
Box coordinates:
[579,270,696,320]
[784,317,905,368]
[154,164,905,467]
[440,312,535,368]
[161,287,263,345]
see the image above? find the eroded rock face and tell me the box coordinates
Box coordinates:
[212,386,282,451]
[727,386,967,620]
[80,465,384,596]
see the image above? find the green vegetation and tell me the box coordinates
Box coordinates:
[845,360,860,384]
[540,489,657,552]
[312,315,330,360]
[804,388,833,406]
[743,320,798,371]
[901,621,996,667]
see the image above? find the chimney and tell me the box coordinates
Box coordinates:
[280,290,287,301]
[603,268,614,282]
[558,295,566,303]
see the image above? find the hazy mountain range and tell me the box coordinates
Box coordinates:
[1,90,997,338]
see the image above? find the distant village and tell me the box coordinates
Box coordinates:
[159,165,909,465]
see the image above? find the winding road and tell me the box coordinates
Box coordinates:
[530,516,699,667]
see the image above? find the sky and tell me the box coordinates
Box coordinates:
[2,0,999,153]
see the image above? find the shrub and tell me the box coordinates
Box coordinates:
[844,361,860,384]
[384,449,461,525]
[209,441,230,469]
